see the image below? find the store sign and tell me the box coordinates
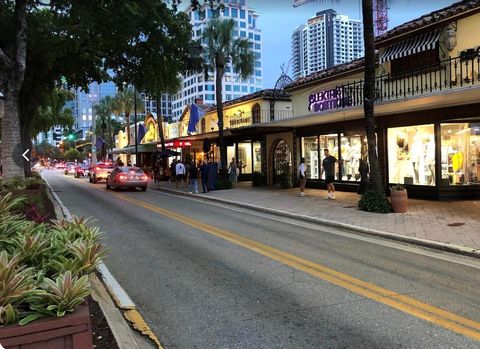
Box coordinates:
[229,114,252,128]
[163,141,192,148]
[308,87,352,113]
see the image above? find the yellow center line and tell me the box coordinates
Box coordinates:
[86,181,480,341]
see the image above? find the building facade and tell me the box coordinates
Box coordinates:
[291,9,363,80]
[171,0,263,121]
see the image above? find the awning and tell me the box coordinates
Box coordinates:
[109,143,158,154]
[380,30,441,64]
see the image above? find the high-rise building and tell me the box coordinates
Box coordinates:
[291,9,363,80]
[171,0,263,121]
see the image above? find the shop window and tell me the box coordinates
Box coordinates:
[238,142,252,174]
[227,146,236,166]
[252,103,261,124]
[301,136,319,179]
[391,48,440,77]
[319,134,339,180]
[441,123,480,185]
[340,135,362,181]
[388,124,435,186]
[253,142,262,173]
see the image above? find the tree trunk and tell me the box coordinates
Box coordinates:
[362,0,384,193]
[20,118,32,177]
[156,95,165,151]
[215,65,227,180]
[125,112,131,145]
[0,0,28,180]
[1,92,24,179]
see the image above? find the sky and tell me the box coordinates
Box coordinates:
[248,0,458,87]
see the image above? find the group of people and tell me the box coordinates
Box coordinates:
[299,148,337,199]
[169,159,211,194]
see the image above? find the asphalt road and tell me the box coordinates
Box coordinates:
[43,170,480,349]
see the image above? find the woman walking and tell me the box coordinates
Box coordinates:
[298,157,306,197]
[228,157,238,187]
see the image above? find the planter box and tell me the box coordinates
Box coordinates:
[0,304,92,349]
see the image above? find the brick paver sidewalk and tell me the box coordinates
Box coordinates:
[152,181,480,251]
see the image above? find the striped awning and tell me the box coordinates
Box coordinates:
[380,30,441,64]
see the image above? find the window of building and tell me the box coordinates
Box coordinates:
[226,85,232,91]
[205,94,215,101]
[231,8,238,17]
[391,48,440,77]
[319,134,339,180]
[255,70,261,77]
[254,34,260,41]
[340,134,363,181]
[223,8,229,16]
[387,124,435,186]
[240,31,246,38]
[240,9,245,19]
[249,33,253,39]
[240,21,246,28]
[233,85,240,92]
[441,123,480,185]
[241,85,247,92]
[226,94,232,100]
[252,103,261,124]
[301,136,319,179]
[206,84,214,91]
[253,141,261,172]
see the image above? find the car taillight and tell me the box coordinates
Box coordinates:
[119,175,127,180]
[96,167,101,171]
[141,175,147,180]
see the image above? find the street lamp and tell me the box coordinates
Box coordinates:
[134,85,138,166]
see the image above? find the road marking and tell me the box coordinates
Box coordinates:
[92,187,480,341]
[152,190,480,271]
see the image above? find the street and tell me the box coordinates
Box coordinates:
[43,170,480,349]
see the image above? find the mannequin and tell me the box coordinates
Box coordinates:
[425,137,435,185]
[410,135,422,184]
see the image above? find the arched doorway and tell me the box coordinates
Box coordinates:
[271,139,292,185]
[252,103,261,124]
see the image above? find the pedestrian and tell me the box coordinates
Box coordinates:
[200,160,210,193]
[170,159,177,183]
[298,157,306,197]
[175,160,186,188]
[153,161,160,184]
[228,157,238,186]
[184,159,191,188]
[321,148,337,199]
[188,161,199,194]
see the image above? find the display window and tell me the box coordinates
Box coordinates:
[238,142,252,175]
[319,134,339,180]
[340,134,362,181]
[441,123,480,185]
[387,124,435,186]
[227,145,236,165]
[253,142,262,173]
[301,136,319,179]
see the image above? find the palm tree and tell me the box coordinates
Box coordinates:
[93,96,117,159]
[202,18,255,177]
[115,86,145,146]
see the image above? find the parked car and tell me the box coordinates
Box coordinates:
[106,166,148,191]
[89,163,115,183]
[74,164,90,178]
[64,162,77,175]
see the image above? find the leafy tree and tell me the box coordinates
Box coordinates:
[114,87,144,146]
[93,96,118,153]
[202,18,255,176]
[64,148,82,162]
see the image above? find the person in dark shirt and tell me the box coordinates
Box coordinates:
[188,161,198,194]
[200,160,210,193]
[321,149,337,199]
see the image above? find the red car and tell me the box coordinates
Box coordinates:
[89,163,115,183]
[74,164,90,178]
[106,166,148,191]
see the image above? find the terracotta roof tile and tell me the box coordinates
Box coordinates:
[284,58,365,91]
[375,0,480,44]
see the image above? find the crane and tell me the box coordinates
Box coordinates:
[293,0,388,36]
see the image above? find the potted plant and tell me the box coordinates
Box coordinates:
[390,183,408,213]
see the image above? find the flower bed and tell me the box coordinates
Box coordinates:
[0,183,105,348]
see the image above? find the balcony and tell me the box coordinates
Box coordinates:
[335,54,480,109]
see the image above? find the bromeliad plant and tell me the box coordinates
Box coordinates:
[0,193,105,326]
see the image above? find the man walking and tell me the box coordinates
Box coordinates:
[200,160,210,193]
[298,157,306,197]
[175,160,186,188]
[188,161,199,194]
[321,149,337,199]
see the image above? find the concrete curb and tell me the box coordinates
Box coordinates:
[42,172,161,349]
[153,185,480,260]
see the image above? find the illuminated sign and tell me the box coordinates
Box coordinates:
[163,141,192,148]
[308,87,352,113]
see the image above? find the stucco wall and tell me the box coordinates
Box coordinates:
[454,12,480,55]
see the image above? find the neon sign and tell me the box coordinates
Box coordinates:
[308,87,352,113]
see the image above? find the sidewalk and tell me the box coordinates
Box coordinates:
[151,181,480,252]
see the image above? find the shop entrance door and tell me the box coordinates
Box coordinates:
[273,139,292,185]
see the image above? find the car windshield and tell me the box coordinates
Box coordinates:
[119,167,143,173]
[66,162,76,167]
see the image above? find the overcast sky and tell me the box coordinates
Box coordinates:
[248,0,458,87]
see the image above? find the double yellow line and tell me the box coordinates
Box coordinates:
[101,188,480,341]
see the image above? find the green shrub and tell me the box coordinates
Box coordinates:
[64,149,82,162]
[358,190,392,213]
[0,193,105,326]
[215,177,233,190]
[252,171,264,186]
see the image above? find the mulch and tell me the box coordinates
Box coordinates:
[88,296,119,349]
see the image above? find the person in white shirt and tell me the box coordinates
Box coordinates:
[175,160,186,188]
[298,157,307,197]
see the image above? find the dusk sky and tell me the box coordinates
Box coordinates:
[248,0,458,87]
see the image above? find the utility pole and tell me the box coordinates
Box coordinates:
[91,110,97,167]
[134,85,138,166]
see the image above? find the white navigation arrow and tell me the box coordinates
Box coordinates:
[22,149,30,161]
